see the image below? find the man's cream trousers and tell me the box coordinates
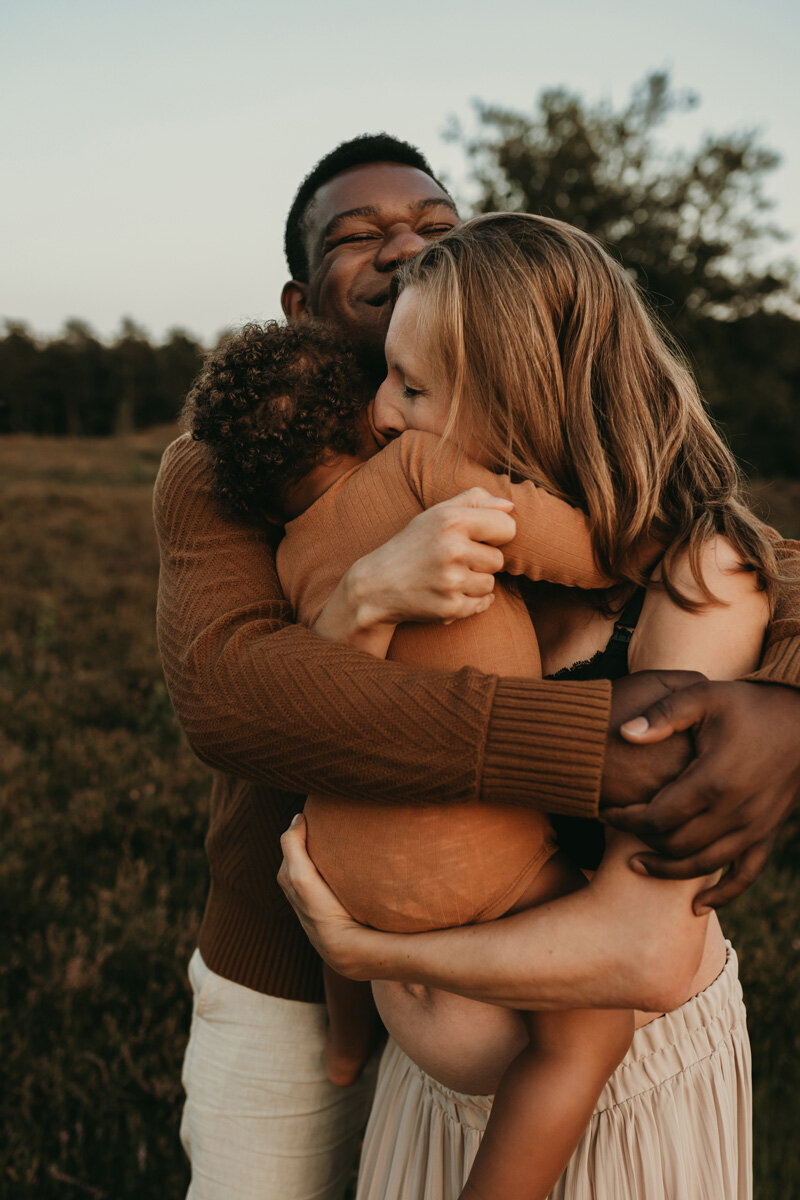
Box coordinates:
[180,950,377,1199]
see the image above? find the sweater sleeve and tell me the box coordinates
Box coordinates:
[743,538,800,687]
[396,430,611,588]
[153,435,610,818]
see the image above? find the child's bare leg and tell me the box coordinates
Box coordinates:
[323,963,378,1087]
[460,852,633,1200]
[459,1007,633,1200]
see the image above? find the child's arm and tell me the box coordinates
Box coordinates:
[322,963,378,1088]
[460,1008,633,1200]
[395,428,615,589]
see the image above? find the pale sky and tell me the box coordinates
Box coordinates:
[2,0,798,344]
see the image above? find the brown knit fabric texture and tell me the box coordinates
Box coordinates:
[154,434,800,1000]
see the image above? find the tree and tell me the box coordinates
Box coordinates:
[155,330,204,427]
[0,322,41,434]
[41,320,113,436]
[0,319,204,437]
[111,318,158,435]
[446,74,800,478]
[448,72,794,326]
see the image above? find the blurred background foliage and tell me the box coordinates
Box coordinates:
[444,72,800,479]
[3,72,799,1198]
[0,319,204,439]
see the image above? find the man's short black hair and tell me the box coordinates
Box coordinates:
[284,133,449,283]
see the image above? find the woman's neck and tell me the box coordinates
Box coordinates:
[527,584,616,677]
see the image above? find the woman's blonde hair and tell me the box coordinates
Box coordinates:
[395,212,778,609]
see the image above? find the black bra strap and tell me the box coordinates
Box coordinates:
[607,587,646,648]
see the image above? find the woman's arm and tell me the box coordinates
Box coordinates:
[627,536,770,681]
[278,814,707,1013]
[606,538,790,907]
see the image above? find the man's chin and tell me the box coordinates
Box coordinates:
[351,338,389,390]
[358,298,392,336]
[342,308,391,386]
[311,304,389,387]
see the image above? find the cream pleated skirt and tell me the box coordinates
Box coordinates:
[357,944,751,1200]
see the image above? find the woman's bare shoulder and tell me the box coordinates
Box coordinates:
[630,535,770,680]
[662,534,764,602]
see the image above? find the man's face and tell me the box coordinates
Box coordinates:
[283,162,458,379]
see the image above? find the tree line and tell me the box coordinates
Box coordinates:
[0,318,204,438]
[2,73,799,478]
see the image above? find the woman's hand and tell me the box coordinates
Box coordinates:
[313,488,516,655]
[278,814,384,981]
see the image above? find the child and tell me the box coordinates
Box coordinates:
[187,317,634,1199]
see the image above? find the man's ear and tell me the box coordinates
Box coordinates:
[281,280,311,321]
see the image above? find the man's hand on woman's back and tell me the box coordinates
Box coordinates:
[602,674,800,912]
[601,670,700,812]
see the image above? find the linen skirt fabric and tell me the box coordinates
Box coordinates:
[356,943,751,1200]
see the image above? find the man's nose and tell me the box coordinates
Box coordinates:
[374,226,426,273]
[373,383,406,438]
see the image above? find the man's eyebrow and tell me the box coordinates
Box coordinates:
[322,196,458,243]
[411,197,458,217]
[322,206,380,243]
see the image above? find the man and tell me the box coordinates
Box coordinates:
[154,133,800,1199]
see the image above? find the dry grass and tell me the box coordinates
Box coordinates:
[3,430,799,1198]
[2,426,206,1197]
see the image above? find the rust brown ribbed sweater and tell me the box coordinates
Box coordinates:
[154,434,800,1001]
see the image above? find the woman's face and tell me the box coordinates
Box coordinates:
[373,288,452,440]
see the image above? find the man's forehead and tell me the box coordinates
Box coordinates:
[309,162,454,231]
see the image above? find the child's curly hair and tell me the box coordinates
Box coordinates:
[186,320,373,521]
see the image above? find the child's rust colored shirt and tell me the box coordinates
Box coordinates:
[278,430,611,932]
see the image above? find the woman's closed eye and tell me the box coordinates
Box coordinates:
[402,384,424,400]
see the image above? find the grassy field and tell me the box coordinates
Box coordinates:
[3,429,800,1198]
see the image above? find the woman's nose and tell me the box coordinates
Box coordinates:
[373,382,406,438]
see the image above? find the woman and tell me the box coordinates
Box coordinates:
[280,213,774,1198]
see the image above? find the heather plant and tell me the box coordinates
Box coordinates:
[1,429,207,1197]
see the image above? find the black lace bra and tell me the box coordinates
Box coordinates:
[545,588,646,683]
[544,588,646,869]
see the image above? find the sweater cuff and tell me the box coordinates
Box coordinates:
[482,678,611,819]
[743,634,800,689]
